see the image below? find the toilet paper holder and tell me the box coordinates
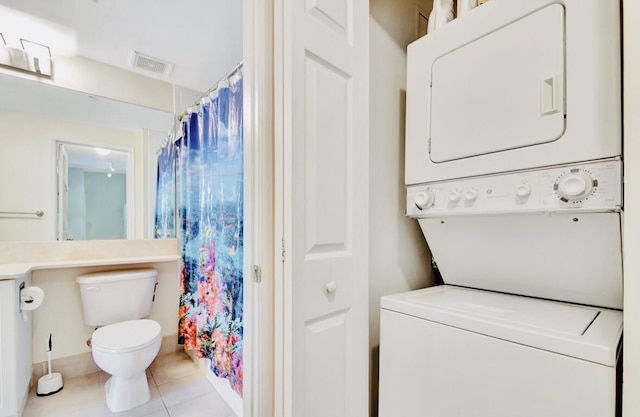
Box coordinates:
[18,282,45,313]
[20,282,35,304]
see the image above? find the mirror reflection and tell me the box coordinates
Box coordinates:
[57,142,132,241]
[0,72,174,242]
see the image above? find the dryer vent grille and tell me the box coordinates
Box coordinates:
[131,51,174,76]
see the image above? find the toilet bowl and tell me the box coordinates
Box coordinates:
[76,269,161,412]
[91,319,162,412]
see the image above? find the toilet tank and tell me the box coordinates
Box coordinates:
[76,269,158,326]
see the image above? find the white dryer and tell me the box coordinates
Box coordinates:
[379,159,623,417]
[405,0,621,184]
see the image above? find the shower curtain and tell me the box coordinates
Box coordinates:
[154,66,244,396]
[154,139,177,238]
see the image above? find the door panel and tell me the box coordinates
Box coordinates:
[304,310,350,416]
[281,0,368,414]
[304,54,351,258]
[306,0,350,37]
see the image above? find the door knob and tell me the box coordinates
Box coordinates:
[325,281,337,294]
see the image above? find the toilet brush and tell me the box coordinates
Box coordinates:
[36,333,64,396]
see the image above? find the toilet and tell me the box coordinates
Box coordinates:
[76,269,162,412]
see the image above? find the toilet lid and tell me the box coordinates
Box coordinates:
[92,319,161,353]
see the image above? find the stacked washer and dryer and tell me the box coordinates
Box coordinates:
[378,1,623,416]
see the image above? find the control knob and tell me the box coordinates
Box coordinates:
[464,189,478,201]
[556,170,595,202]
[515,183,531,198]
[448,190,461,202]
[414,189,435,210]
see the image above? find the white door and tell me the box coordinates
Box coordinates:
[278,0,369,415]
[56,143,69,241]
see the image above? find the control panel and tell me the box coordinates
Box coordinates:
[406,159,622,218]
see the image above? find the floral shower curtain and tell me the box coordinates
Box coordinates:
[155,65,244,395]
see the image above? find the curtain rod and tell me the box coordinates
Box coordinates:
[156,62,244,155]
[177,61,244,122]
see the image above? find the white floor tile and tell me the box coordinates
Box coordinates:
[150,350,191,368]
[101,386,166,417]
[166,391,235,417]
[139,409,171,417]
[149,357,200,385]
[22,352,235,417]
[157,372,214,408]
[23,373,103,417]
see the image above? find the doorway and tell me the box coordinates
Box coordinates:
[55,141,134,241]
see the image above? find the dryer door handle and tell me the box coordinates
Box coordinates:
[540,74,563,116]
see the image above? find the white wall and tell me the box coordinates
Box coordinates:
[623,3,640,416]
[0,55,173,113]
[0,108,146,241]
[84,172,127,240]
[369,0,436,414]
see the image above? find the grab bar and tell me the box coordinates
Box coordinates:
[0,210,44,217]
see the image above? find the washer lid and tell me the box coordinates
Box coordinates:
[92,319,161,353]
[381,286,622,366]
[418,212,623,310]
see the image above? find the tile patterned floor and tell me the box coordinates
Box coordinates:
[23,351,237,417]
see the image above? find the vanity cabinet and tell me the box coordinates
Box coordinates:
[0,277,32,417]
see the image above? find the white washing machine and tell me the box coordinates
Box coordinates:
[379,286,622,417]
[405,0,621,184]
[379,159,623,417]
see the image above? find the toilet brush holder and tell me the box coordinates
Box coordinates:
[37,333,63,396]
[37,372,63,396]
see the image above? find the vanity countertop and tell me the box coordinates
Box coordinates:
[0,255,181,280]
[0,239,181,280]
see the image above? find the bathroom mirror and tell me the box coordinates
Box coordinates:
[0,71,175,242]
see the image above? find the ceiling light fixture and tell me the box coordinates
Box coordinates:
[0,34,52,77]
[20,39,50,57]
[19,38,51,75]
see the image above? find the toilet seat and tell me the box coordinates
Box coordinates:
[92,319,161,354]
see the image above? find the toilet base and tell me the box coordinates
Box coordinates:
[104,373,151,412]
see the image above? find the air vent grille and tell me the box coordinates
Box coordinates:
[131,51,174,76]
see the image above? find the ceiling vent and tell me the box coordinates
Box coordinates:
[131,51,174,77]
